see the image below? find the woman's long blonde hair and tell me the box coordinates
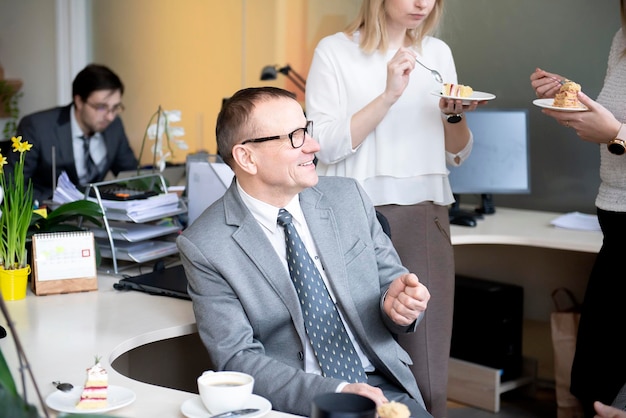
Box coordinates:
[344,0,444,54]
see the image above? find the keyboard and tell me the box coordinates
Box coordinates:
[90,185,159,201]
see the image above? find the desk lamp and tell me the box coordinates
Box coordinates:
[260,64,306,93]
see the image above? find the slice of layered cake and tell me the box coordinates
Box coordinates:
[553,80,582,108]
[76,357,108,410]
[442,83,474,98]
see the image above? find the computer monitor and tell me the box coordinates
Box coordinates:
[448,109,530,216]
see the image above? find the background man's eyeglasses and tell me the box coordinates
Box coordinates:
[86,102,125,115]
[240,120,313,149]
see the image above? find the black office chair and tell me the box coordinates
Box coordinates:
[0,139,11,156]
[376,210,391,239]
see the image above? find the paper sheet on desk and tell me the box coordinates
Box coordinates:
[550,212,601,231]
[52,171,86,203]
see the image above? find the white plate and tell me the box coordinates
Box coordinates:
[45,384,136,414]
[532,98,588,112]
[431,90,496,104]
[181,394,272,418]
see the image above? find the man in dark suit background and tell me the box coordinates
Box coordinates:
[10,63,138,204]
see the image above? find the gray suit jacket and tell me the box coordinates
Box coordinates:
[12,104,138,203]
[177,176,424,416]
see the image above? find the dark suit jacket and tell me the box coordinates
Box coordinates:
[177,176,425,416]
[11,104,138,203]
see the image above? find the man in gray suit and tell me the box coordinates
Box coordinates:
[10,63,138,204]
[177,87,432,417]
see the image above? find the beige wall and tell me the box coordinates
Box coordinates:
[0,0,359,163]
[92,0,245,161]
[91,0,359,164]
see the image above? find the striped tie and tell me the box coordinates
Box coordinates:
[81,135,98,184]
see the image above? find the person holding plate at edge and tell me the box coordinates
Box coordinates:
[305,0,489,416]
[530,1,626,416]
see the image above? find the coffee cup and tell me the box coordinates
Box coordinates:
[311,393,376,418]
[197,370,254,414]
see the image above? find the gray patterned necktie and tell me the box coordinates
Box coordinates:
[277,208,366,383]
[81,135,98,184]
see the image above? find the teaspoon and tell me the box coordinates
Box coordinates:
[415,57,443,84]
[52,381,74,392]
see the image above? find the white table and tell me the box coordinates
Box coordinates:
[0,273,296,418]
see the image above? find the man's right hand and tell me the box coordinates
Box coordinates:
[342,382,388,407]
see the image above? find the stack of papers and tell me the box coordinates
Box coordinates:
[91,221,181,242]
[103,193,183,222]
[51,172,185,222]
[550,212,601,231]
[97,238,179,263]
[52,172,87,203]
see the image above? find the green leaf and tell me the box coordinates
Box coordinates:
[28,201,104,237]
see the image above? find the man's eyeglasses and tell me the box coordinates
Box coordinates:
[85,101,125,115]
[240,121,313,149]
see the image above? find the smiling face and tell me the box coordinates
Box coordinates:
[232,96,320,207]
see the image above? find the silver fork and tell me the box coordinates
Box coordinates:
[548,76,566,85]
[415,57,443,83]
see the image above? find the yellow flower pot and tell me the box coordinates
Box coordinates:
[0,265,30,301]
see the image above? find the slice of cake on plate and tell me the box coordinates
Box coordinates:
[553,80,582,108]
[442,83,473,98]
[76,357,108,410]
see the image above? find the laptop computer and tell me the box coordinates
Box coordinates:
[114,264,190,300]
[186,158,234,225]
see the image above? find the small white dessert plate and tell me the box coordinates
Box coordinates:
[532,98,588,112]
[45,384,136,414]
[181,394,272,418]
[431,90,496,105]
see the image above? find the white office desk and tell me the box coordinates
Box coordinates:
[450,207,601,253]
[0,273,296,418]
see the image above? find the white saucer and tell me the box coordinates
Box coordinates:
[45,385,136,414]
[181,394,272,418]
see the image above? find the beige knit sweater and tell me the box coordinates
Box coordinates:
[597,28,626,211]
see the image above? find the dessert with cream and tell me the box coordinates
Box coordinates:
[76,358,108,410]
[442,83,474,98]
[377,401,411,418]
[553,80,582,108]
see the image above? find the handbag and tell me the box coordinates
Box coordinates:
[550,287,584,418]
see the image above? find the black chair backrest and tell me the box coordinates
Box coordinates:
[376,210,391,239]
[0,139,10,156]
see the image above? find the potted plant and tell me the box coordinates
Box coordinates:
[0,136,34,300]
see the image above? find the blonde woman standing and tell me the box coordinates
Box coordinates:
[306,1,486,416]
